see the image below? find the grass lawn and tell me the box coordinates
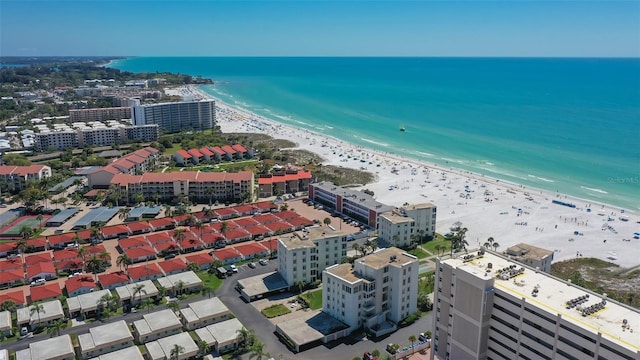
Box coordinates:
[408,247,429,259]
[418,271,435,294]
[422,236,451,256]
[301,289,322,310]
[163,144,183,155]
[197,270,224,292]
[261,303,291,318]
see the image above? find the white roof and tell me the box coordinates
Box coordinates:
[88,346,144,360]
[79,320,133,352]
[17,300,64,325]
[66,289,111,313]
[115,280,158,301]
[134,309,181,336]
[179,297,228,324]
[0,311,11,331]
[204,318,244,344]
[146,332,198,360]
[156,271,202,290]
[29,334,74,360]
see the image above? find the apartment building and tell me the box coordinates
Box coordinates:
[258,169,312,198]
[308,181,394,227]
[377,203,437,247]
[69,107,132,122]
[87,147,161,188]
[132,99,216,133]
[15,334,75,360]
[109,170,254,205]
[0,165,52,192]
[132,309,182,343]
[322,247,419,336]
[277,228,348,287]
[505,243,554,273]
[78,320,134,359]
[432,250,640,360]
[33,123,159,151]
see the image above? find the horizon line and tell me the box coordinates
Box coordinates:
[2,55,640,60]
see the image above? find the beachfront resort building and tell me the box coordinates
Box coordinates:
[277,227,348,287]
[258,169,313,198]
[132,99,216,133]
[110,170,254,205]
[377,203,437,248]
[505,242,554,273]
[308,181,394,227]
[431,250,640,360]
[0,165,52,192]
[322,247,419,337]
[69,107,132,122]
[33,122,159,151]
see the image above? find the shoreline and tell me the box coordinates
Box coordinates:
[184,84,639,268]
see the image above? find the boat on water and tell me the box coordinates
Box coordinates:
[400,124,406,132]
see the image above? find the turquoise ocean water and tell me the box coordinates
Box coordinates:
[110,57,640,211]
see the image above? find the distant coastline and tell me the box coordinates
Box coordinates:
[109,57,640,212]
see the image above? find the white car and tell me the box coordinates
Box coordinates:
[248,262,256,269]
[229,265,238,273]
[259,259,268,266]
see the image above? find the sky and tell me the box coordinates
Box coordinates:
[1,0,639,57]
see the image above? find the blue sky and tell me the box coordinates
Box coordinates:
[1,1,638,57]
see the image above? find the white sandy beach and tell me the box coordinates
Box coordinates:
[183,86,640,268]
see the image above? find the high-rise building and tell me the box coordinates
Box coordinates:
[322,247,419,336]
[69,107,132,122]
[432,250,640,360]
[277,228,348,287]
[132,99,215,133]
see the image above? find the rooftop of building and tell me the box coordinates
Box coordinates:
[505,242,554,260]
[401,203,437,211]
[311,181,394,213]
[380,211,414,224]
[28,334,74,360]
[87,346,144,360]
[326,247,418,283]
[442,250,640,353]
[78,320,133,351]
[180,297,229,324]
[134,309,181,336]
[278,227,345,250]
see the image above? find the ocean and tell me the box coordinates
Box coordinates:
[109,57,640,211]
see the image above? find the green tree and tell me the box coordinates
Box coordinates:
[450,227,469,256]
[236,327,256,350]
[170,344,185,360]
[409,334,417,354]
[47,318,67,337]
[86,255,103,281]
[132,283,147,304]
[141,298,155,313]
[323,217,331,226]
[30,303,45,325]
[250,341,270,360]
[0,300,16,312]
[116,253,132,273]
[197,339,210,357]
[166,301,180,313]
[173,228,186,252]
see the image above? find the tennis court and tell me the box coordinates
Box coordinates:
[0,216,48,236]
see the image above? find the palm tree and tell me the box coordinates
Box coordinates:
[175,280,185,296]
[141,298,155,313]
[250,341,270,360]
[99,293,119,313]
[30,303,45,326]
[170,344,184,360]
[205,187,214,207]
[194,221,205,239]
[77,245,88,269]
[46,318,67,337]
[409,335,417,354]
[19,225,34,240]
[14,238,27,258]
[352,242,360,257]
[36,214,44,227]
[173,228,186,252]
[118,207,131,221]
[108,184,121,207]
[295,280,305,295]
[132,283,147,304]
[186,214,197,227]
[203,207,214,222]
[236,327,256,350]
[164,205,173,218]
[450,227,469,256]
[434,244,442,257]
[323,217,331,227]
[0,300,16,312]
[197,339,210,357]
[187,262,200,273]
[86,255,103,281]
[219,221,228,237]
[492,242,500,251]
[167,301,180,313]
[201,285,214,299]
[99,249,111,266]
[116,253,132,273]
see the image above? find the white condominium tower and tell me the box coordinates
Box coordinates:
[432,250,639,360]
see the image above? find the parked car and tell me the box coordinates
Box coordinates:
[20,327,29,336]
[248,262,256,269]
[229,265,238,273]
[30,278,45,287]
[259,258,268,266]
[419,333,430,342]
[165,253,176,260]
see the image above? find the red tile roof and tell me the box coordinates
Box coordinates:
[147,231,172,244]
[258,170,312,185]
[1,269,25,283]
[0,258,23,272]
[200,233,224,245]
[84,245,107,256]
[259,238,278,252]
[0,289,25,306]
[211,146,225,155]
[118,236,150,250]
[232,204,256,215]
[265,221,293,233]
[30,282,62,302]
[47,232,77,246]
[110,171,253,186]
[232,144,248,153]
[233,217,259,228]
[99,271,129,288]
[149,217,176,230]
[152,241,179,253]
[188,149,203,157]
[287,216,313,228]
[26,237,47,249]
[127,221,152,233]
[234,242,268,257]
[211,248,242,261]
[176,149,192,159]
[185,253,212,267]
[0,165,48,176]
[54,259,83,273]
[0,242,15,254]
[274,211,299,220]
[53,249,81,262]
[253,201,277,211]
[124,245,157,260]
[65,276,95,294]
[210,221,239,232]
[102,224,130,237]
[199,147,214,156]
[26,262,56,279]
[221,145,236,154]
[223,229,250,241]
[253,213,280,224]
[127,263,163,280]
[158,258,187,274]
[214,208,239,218]
[245,225,270,236]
